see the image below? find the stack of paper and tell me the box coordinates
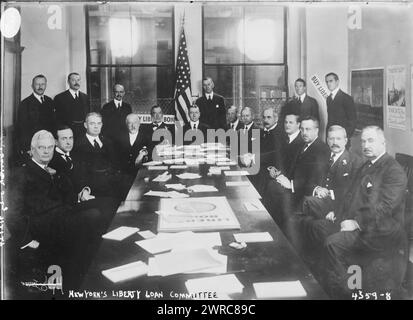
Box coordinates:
[152,172,172,182]
[142,160,163,166]
[101,261,148,283]
[224,171,249,176]
[102,226,140,241]
[176,173,202,179]
[226,181,250,187]
[165,183,187,191]
[147,248,223,276]
[185,274,244,296]
[169,164,188,169]
[148,166,169,171]
[233,232,273,243]
[253,281,307,299]
[216,161,237,166]
[187,185,218,193]
[208,167,222,175]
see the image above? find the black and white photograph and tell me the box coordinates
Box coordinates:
[0,0,412,305]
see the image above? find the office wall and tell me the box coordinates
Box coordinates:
[348,4,413,156]
[20,4,87,99]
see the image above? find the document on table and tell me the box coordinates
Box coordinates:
[244,200,266,211]
[152,172,172,182]
[165,183,187,191]
[226,181,250,187]
[176,172,202,179]
[187,185,218,192]
[138,230,156,239]
[142,161,163,166]
[169,165,188,169]
[185,274,244,296]
[101,261,148,283]
[253,281,307,299]
[224,170,249,176]
[148,166,169,171]
[144,190,189,198]
[102,226,140,241]
[216,161,237,166]
[233,232,273,243]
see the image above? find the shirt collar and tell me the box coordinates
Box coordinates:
[244,122,253,130]
[32,158,48,170]
[295,93,306,102]
[230,119,239,128]
[206,92,214,100]
[264,123,277,132]
[370,151,386,165]
[114,99,122,107]
[190,120,200,127]
[33,92,44,103]
[55,147,70,157]
[69,88,79,98]
[331,149,345,163]
[305,137,318,148]
[288,130,300,143]
[86,133,102,147]
[330,87,340,99]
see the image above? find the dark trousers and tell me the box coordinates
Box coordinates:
[302,196,335,220]
[264,179,293,231]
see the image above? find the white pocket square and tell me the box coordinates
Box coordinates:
[343,173,349,176]
[251,138,256,141]
[216,104,219,108]
[366,182,373,188]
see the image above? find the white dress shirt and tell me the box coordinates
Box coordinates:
[190,120,200,130]
[33,92,44,104]
[295,93,306,103]
[330,87,340,100]
[86,133,103,148]
[288,130,300,144]
[129,132,138,146]
[69,88,80,99]
[205,92,214,100]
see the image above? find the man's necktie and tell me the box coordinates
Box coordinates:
[153,123,159,131]
[301,144,309,154]
[40,96,45,104]
[263,129,269,138]
[327,93,333,105]
[329,154,335,167]
[93,139,100,149]
[64,154,73,169]
[231,123,235,130]
[193,124,196,130]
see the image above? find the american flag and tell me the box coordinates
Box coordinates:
[174,25,191,125]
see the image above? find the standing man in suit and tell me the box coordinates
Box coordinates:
[117,113,149,175]
[183,105,210,145]
[307,126,407,298]
[195,77,226,130]
[325,72,357,143]
[281,78,319,123]
[140,105,175,159]
[16,74,55,162]
[101,84,132,141]
[264,116,330,229]
[54,72,90,141]
[302,125,362,220]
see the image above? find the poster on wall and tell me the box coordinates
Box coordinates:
[350,68,384,130]
[386,65,406,130]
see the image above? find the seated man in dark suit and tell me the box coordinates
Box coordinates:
[226,105,243,131]
[280,78,319,124]
[116,113,149,176]
[101,84,132,141]
[195,77,226,130]
[54,72,90,141]
[306,126,407,298]
[72,112,126,200]
[49,125,119,227]
[183,105,210,145]
[16,74,55,163]
[241,107,283,194]
[264,116,330,230]
[238,107,260,155]
[140,105,175,160]
[302,125,362,219]
[7,130,104,289]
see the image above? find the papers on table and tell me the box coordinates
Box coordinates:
[176,172,202,179]
[102,226,140,241]
[147,248,222,276]
[144,190,189,198]
[253,281,307,299]
[226,181,250,187]
[152,172,172,182]
[185,274,244,296]
[233,232,273,243]
[148,166,169,171]
[165,183,187,191]
[169,164,188,169]
[135,231,222,255]
[208,167,222,175]
[244,200,266,211]
[101,261,148,283]
[138,230,156,239]
[216,161,237,166]
[224,170,249,176]
[187,185,218,193]
[142,160,163,166]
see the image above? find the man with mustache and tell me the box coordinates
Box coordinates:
[16,74,55,162]
[54,72,90,141]
[307,126,407,298]
[101,84,132,141]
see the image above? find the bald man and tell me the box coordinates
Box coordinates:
[101,84,132,141]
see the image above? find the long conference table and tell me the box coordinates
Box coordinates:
[80,144,328,300]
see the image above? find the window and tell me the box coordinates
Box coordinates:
[86,4,174,113]
[203,5,287,122]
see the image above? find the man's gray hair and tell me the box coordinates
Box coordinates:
[31,130,55,148]
[85,112,102,122]
[262,106,278,119]
[327,125,347,138]
[125,113,140,123]
[362,125,385,141]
